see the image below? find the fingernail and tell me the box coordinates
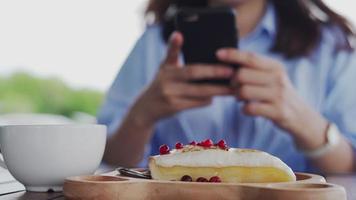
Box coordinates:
[224,68,234,76]
[216,49,227,58]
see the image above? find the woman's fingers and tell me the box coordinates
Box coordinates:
[163,31,184,66]
[237,85,276,102]
[176,83,234,98]
[232,68,275,86]
[216,48,282,71]
[160,81,233,99]
[243,102,277,119]
[177,65,234,81]
[172,97,213,110]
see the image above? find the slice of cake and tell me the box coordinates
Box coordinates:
[149,139,296,183]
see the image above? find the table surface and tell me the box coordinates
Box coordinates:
[0,174,355,200]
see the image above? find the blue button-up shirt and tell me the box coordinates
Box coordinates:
[98,5,356,172]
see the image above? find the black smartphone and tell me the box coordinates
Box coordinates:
[175,7,239,85]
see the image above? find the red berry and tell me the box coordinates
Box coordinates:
[159,144,170,155]
[180,175,193,182]
[209,176,222,183]
[189,141,197,145]
[175,142,184,149]
[217,140,228,150]
[205,139,213,146]
[196,177,208,182]
[199,139,213,148]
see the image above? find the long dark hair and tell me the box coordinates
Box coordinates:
[145,0,355,58]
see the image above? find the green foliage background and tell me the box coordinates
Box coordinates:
[0,72,104,117]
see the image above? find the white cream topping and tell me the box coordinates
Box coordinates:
[152,148,295,178]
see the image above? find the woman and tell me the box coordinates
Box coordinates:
[98,0,356,173]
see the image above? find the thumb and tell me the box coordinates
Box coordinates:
[163,31,184,67]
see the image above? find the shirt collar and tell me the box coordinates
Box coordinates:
[239,3,277,46]
[261,3,277,37]
[242,3,277,40]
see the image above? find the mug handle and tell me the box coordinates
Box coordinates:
[0,153,7,169]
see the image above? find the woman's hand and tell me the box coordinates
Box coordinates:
[216,48,329,149]
[130,32,234,127]
[105,33,233,167]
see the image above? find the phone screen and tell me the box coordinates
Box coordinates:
[175,7,239,85]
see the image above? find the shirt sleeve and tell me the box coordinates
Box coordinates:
[97,25,164,166]
[97,35,146,134]
[322,49,356,151]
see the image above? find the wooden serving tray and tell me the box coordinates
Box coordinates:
[63,171,346,200]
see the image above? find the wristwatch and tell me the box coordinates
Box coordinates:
[299,123,340,158]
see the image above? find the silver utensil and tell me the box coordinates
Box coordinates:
[116,168,152,179]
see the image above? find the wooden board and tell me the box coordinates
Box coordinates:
[63,171,346,200]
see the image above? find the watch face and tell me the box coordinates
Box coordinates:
[328,124,340,146]
[300,123,340,158]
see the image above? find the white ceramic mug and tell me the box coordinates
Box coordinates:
[0,124,106,192]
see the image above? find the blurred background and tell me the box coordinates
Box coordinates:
[0,0,354,124]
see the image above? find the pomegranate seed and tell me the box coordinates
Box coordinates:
[180,175,193,182]
[189,141,197,145]
[175,142,184,149]
[159,144,170,155]
[199,139,213,148]
[217,140,228,150]
[209,176,222,183]
[196,177,208,182]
